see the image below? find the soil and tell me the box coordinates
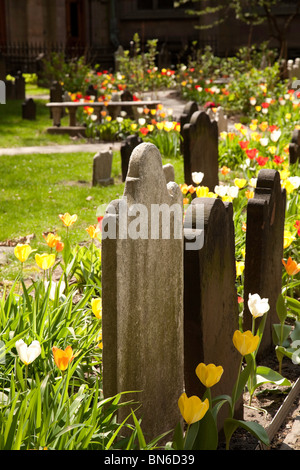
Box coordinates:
[218,349,300,451]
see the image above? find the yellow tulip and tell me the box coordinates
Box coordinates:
[245,190,254,199]
[234,178,247,189]
[178,393,209,425]
[233,330,259,356]
[59,213,77,227]
[91,298,102,319]
[14,244,32,263]
[196,186,209,198]
[195,363,224,388]
[236,261,245,277]
[281,180,295,194]
[43,233,61,249]
[284,230,296,249]
[35,253,56,270]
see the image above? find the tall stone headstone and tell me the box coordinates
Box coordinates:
[244,169,286,357]
[102,142,184,441]
[182,111,219,191]
[179,101,198,153]
[289,129,300,164]
[183,197,242,426]
[92,150,114,186]
[163,163,175,184]
[120,134,142,182]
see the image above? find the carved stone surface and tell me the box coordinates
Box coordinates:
[289,129,300,165]
[244,169,286,357]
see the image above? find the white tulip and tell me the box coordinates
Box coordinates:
[260,138,269,146]
[192,172,204,185]
[270,130,281,142]
[227,186,239,198]
[15,339,41,365]
[248,293,270,319]
[214,185,228,197]
[288,176,300,189]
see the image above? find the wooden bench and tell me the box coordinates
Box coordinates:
[46,100,161,135]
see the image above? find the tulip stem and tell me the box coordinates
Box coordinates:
[231,356,243,418]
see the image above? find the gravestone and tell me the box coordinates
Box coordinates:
[5,80,15,100]
[92,150,114,186]
[121,89,134,119]
[50,81,64,118]
[102,142,184,441]
[184,197,242,427]
[179,101,198,153]
[163,163,175,183]
[120,134,142,182]
[287,58,300,81]
[206,106,228,134]
[289,129,300,164]
[22,98,36,120]
[107,92,121,120]
[182,110,219,191]
[0,80,5,104]
[243,169,286,357]
[14,72,25,100]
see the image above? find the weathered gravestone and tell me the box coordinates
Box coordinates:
[5,80,15,100]
[102,142,184,441]
[289,129,300,164]
[163,163,175,184]
[120,134,142,182]
[206,106,228,134]
[182,111,219,191]
[243,169,286,357]
[92,150,114,186]
[0,80,5,104]
[183,197,242,428]
[22,98,36,120]
[179,101,198,153]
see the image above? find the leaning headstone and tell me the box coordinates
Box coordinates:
[14,72,26,100]
[22,98,36,120]
[163,163,175,183]
[243,169,286,357]
[182,110,219,191]
[92,150,114,186]
[120,134,142,182]
[184,197,242,427]
[289,129,300,164]
[102,142,184,442]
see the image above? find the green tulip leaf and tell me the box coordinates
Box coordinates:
[249,366,291,395]
[224,418,270,449]
[290,321,300,342]
[276,293,288,324]
[285,297,300,318]
[191,409,218,450]
[184,420,199,450]
[272,323,292,346]
[172,422,184,450]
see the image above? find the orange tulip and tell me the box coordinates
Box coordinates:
[43,233,61,249]
[86,225,100,239]
[282,257,300,276]
[59,213,77,227]
[52,345,74,371]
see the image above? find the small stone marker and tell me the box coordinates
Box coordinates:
[244,169,286,356]
[92,150,114,186]
[182,110,219,191]
[183,197,242,426]
[163,163,175,183]
[50,81,64,118]
[120,134,142,182]
[102,142,184,441]
[22,98,36,120]
[289,129,300,164]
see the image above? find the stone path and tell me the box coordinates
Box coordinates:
[0,142,121,156]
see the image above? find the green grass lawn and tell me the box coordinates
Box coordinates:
[0,86,86,147]
[0,148,184,279]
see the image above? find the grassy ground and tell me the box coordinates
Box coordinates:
[0,86,86,148]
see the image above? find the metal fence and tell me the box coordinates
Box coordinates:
[0,42,115,75]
